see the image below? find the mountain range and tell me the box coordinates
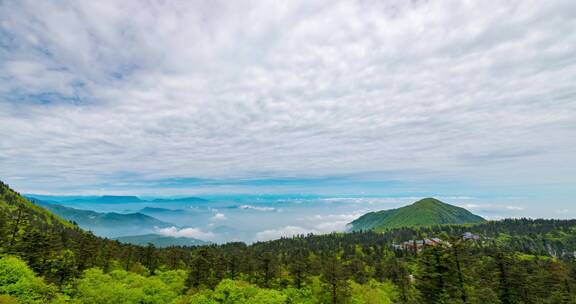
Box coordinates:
[31,199,176,238]
[349,197,486,231]
[139,207,187,215]
[25,194,208,204]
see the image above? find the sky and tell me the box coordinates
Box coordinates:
[1,0,575,219]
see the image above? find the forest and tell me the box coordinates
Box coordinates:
[1,181,575,303]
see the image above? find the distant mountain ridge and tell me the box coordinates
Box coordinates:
[31,199,176,238]
[76,195,144,203]
[151,197,208,203]
[349,198,486,231]
[25,194,208,204]
[139,207,187,214]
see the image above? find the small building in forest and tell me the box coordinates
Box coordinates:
[462,232,481,240]
[393,238,444,251]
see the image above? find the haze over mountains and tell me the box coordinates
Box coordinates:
[27,196,212,246]
[19,190,568,244]
[31,199,175,238]
[24,192,493,246]
[25,194,208,205]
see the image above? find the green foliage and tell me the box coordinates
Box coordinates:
[283,287,318,304]
[349,279,399,304]
[415,245,467,303]
[320,256,350,304]
[0,256,56,303]
[186,248,214,289]
[0,182,74,230]
[186,279,286,304]
[350,198,486,231]
[0,295,20,304]
[71,268,183,304]
[48,249,78,285]
[157,269,188,294]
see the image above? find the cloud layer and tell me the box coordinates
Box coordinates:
[156,226,216,241]
[0,0,575,210]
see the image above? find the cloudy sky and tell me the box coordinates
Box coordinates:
[1,1,575,217]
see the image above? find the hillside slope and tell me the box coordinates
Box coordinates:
[350,198,486,231]
[0,181,76,231]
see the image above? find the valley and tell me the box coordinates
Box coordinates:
[1,181,575,303]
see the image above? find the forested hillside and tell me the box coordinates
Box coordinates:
[1,181,575,303]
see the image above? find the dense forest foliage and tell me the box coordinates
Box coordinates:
[1,181,575,303]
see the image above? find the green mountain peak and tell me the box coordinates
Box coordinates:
[349,197,485,231]
[412,197,443,206]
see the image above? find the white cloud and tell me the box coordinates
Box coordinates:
[255,226,317,242]
[314,221,350,232]
[463,204,482,209]
[456,202,528,219]
[310,211,367,231]
[505,206,524,211]
[309,211,366,223]
[320,197,419,204]
[211,213,227,221]
[0,0,574,211]
[254,210,367,241]
[156,226,216,240]
[239,205,276,212]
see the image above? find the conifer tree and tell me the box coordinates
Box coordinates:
[49,249,77,285]
[288,249,308,289]
[186,247,212,288]
[321,255,350,304]
[258,252,278,288]
[0,211,7,249]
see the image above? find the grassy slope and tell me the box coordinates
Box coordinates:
[350,198,486,231]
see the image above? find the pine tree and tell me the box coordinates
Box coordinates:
[75,233,98,271]
[186,247,212,289]
[384,256,414,303]
[416,245,461,304]
[0,211,7,249]
[143,243,158,273]
[15,228,52,274]
[213,254,228,284]
[321,255,350,304]
[450,240,470,303]
[492,251,519,304]
[228,253,240,280]
[8,206,25,249]
[288,249,308,289]
[258,251,278,288]
[351,258,369,283]
[49,249,77,285]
